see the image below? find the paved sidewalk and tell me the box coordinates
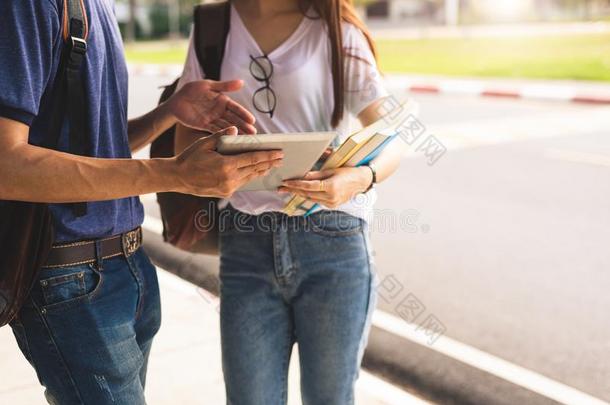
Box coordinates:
[0,269,425,405]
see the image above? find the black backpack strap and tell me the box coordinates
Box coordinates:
[62,0,89,159]
[47,0,90,217]
[193,1,231,80]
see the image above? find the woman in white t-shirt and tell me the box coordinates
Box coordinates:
[175,1,406,403]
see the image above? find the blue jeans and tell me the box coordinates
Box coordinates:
[219,207,376,405]
[10,248,161,405]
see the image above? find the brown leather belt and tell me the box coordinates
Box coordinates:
[43,227,143,269]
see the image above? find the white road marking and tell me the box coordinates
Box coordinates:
[439,80,485,95]
[372,311,609,405]
[521,85,574,101]
[544,149,610,167]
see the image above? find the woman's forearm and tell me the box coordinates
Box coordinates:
[369,136,407,183]
[357,97,407,185]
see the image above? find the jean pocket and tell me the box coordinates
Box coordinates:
[309,210,364,237]
[39,264,102,311]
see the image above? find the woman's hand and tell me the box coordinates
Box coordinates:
[279,167,373,209]
[167,79,257,134]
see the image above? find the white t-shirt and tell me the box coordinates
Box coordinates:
[178,5,389,220]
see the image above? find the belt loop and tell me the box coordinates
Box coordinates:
[94,240,104,271]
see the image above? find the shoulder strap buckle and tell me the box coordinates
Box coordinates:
[69,36,88,55]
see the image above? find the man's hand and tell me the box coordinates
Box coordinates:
[168,80,257,135]
[174,127,283,198]
[278,167,373,209]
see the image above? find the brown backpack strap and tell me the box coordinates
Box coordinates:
[149,4,230,251]
[193,1,231,81]
[62,0,89,42]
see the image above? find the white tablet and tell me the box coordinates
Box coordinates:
[217,132,336,191]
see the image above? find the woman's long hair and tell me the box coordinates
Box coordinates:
[303,0,378,127]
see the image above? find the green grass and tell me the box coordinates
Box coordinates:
[377,34,610,81]
[124,40,189,64]
[124,34,610,82]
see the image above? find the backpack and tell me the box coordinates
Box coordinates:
[150,1,231,255]
[0,0,90,326]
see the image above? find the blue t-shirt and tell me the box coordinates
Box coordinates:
[0,0,143,242]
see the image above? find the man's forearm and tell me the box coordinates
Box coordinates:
[0,142,178,203]
[128,101,177,153]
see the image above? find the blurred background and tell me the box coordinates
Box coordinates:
[114,0,610,79]
[2,1,609,404]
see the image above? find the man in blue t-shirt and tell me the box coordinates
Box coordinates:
[0,1,282,404]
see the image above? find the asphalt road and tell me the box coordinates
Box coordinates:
[129,74,610,403]
[372,100,610,402]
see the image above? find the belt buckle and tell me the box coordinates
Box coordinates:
[122,228,141,258]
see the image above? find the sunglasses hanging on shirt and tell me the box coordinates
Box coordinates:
[249,54,277,118]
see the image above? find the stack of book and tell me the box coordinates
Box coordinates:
[283,99,418,216]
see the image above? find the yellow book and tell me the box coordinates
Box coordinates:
[284,99,417,215]
[344,130,392,167]
[284,126,386,214]
[320,129,379,169]
[284,131,377,214]
[284,195,306,215]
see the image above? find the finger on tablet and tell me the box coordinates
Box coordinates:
[230,150,284,168]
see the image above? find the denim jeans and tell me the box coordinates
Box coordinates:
[10,248,161,405]
[219,207,377,405]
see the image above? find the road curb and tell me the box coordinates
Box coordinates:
[407,84,610,105]
[406,84,610,105]
[388,75,610,105]
[363,327,559,405]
